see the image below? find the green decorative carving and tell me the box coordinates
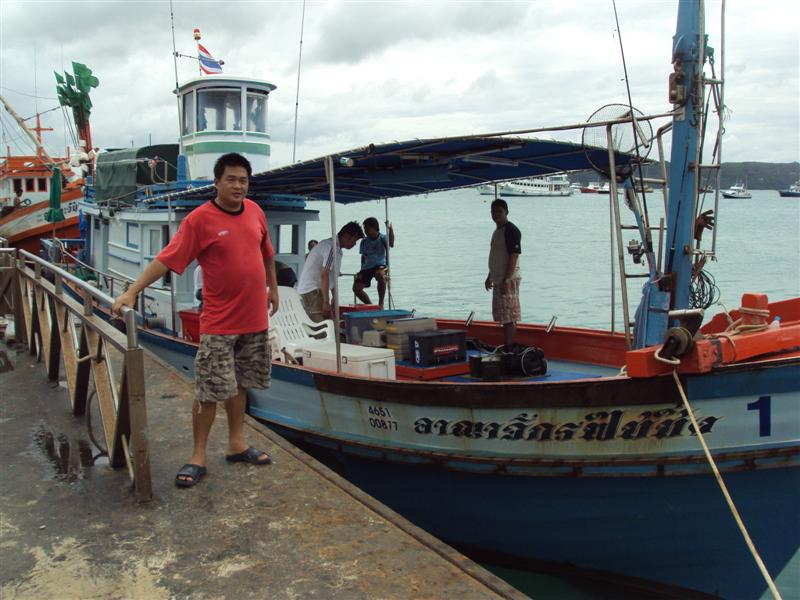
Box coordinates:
[54,62,99,140]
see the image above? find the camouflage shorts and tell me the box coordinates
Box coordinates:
[195,330,271,403]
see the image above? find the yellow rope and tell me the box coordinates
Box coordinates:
[670,370,783,600]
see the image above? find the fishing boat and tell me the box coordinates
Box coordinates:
[478,174,572,197]
[722,181,752,199]
[778,181,800,197]
[0,99,83,253]
[580,182,602,193]
[40,2,799,598]
[596,182,621,195]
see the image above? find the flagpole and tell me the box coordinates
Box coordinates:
[194,30,203,76]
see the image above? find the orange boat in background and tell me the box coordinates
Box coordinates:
[0,154,83,253]
[0,99,85,253]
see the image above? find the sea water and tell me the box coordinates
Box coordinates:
[305,188,800,328]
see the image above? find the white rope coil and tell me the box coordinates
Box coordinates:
[726,306,771,335]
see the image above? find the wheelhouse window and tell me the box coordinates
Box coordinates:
[126,223,139,249]
[277,223,298,255]
[149,229,161,255]
[246,90,269,133]
[182,92,195,135]
[197,88,242,132]
[37,178,48,191]
[25,178,35,192]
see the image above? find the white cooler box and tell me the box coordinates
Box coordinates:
[302,343,396,380]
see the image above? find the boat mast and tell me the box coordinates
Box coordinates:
[634,0,711,347]
[664,0,707,317]
[0,94,57,165]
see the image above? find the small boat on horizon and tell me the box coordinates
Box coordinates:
[778,181,800,197]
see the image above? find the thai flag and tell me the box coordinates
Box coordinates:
[197,43,223,75]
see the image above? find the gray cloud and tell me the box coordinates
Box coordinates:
[1,0,797,168]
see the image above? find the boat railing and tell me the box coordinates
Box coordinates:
[0,239,152,502]
[48,238,176,323]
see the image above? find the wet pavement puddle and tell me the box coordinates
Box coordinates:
[31,423,109,482]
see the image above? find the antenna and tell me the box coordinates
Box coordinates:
[292,0,307,163]
[33,43,39,119]
[169,0,183,151]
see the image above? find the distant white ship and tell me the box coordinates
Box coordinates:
[478,174,572,197]
[721,181,752,199]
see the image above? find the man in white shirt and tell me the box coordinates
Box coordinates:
[193,264,203,308]
[297,221,363,321]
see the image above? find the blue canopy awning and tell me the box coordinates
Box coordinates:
[155,135,639,204]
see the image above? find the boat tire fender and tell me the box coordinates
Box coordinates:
[659,326,694,361]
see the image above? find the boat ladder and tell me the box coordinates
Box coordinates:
[609,52,725,349]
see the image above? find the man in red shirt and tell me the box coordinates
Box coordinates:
[112,153,278,488]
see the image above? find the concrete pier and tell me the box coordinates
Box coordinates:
[0,338,528,599]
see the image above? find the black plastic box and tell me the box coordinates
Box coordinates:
[409,330,467,366]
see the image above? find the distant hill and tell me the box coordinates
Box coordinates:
[719,162,800,190]
[569,161,800,190]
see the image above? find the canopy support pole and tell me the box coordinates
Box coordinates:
[167,195,177,336]
[324,156,342,373]
[384,197,393,309]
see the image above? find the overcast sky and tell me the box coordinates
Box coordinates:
[1,0,798,170]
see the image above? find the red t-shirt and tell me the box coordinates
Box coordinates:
[157,198,275,335]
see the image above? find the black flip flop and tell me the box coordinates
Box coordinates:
[225,447,272,465]
[175,463,207,488]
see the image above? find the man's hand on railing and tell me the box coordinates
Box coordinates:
[112,290,137,316]
[111,259,168,316]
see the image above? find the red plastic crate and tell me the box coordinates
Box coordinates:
[178,309,201,342]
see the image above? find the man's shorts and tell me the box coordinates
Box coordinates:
[492,278,521,325]
[354,265,386,288]
[195,330,271,403]
[300,289,325,323]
